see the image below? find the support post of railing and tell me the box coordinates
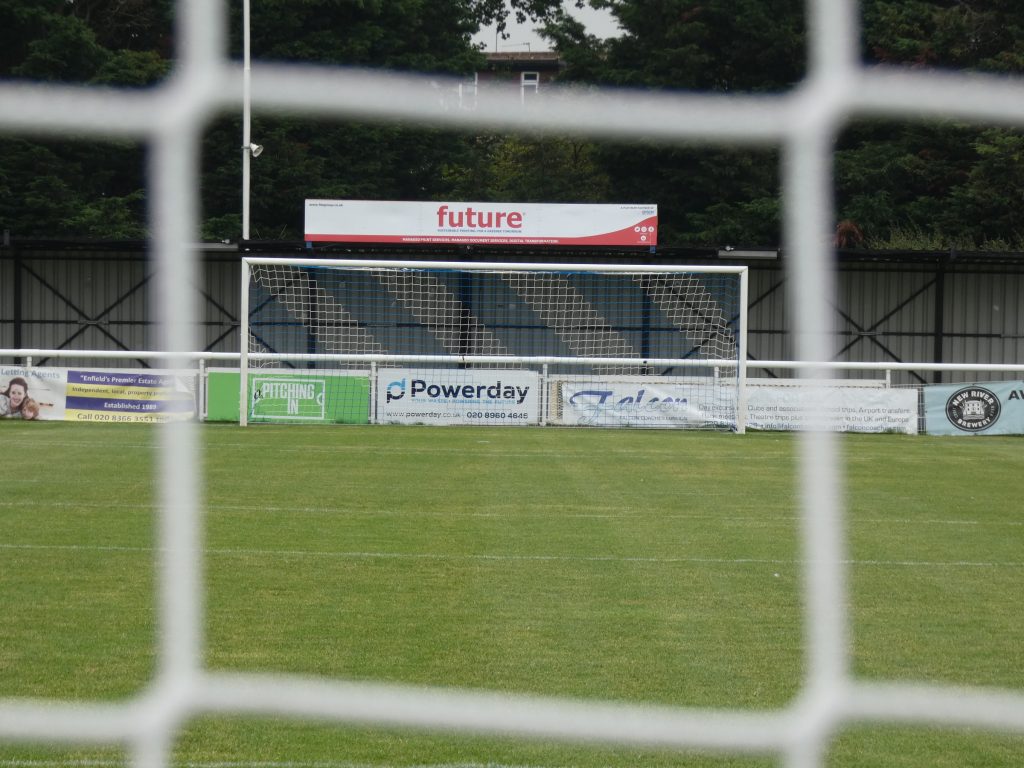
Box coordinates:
[198,358,207,422]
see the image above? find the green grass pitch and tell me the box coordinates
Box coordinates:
[1,422,1022,767]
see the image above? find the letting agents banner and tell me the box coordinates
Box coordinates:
[304,200,658,246]
[0,366,195,422]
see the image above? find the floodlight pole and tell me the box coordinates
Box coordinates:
[241,0,252,241]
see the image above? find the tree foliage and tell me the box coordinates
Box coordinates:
[200,0,502,240]
[442,134,612,203]
[543,0,1024,248]
[2,0,1024,248]
[865,0,1024,72]
[540,0,799,246]
[0,0,170,238]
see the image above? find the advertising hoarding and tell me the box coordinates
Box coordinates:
[553,378,736,428]
[924,381,1024,435]
[304,200,657,246]
[376,368,540,425]
[206,369,370,424]
[745,384,918,434]
[0,366,195,422]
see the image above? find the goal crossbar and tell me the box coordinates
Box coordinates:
[240,257,748,430]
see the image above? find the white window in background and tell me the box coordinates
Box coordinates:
[520,71,539,104]
[459,73,478,109]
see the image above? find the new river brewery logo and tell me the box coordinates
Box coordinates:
[944,386,1001,432]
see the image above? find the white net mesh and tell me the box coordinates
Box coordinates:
[374,267,512,363]
[249,263,384,368]
[243,261,745,426]
[3,1,1024,767]
[637,274,739,363]
[503,271,640,374]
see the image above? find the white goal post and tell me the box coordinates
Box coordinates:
[240,258,749,431]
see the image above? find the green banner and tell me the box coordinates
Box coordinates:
[206,370,370,424]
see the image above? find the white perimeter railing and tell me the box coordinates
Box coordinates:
[4,2,1024,767]
[5,349,1024,378]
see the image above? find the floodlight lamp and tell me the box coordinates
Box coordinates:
[247,142,263,157]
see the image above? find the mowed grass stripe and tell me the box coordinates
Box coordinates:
[5,765,572,768]
[1,422,1022,767]
[3,542,1024,570]
[5,496,1024,525]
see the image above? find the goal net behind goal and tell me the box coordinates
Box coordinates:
[240,259,748,430]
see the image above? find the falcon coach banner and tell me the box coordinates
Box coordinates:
[304,200,658,246]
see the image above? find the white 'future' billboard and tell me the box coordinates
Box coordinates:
[305,200,658,246]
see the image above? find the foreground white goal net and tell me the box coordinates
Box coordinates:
[241,258,748,429]
[3,1,1024,768]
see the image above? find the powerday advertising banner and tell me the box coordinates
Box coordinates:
[0,366,195,422]
[924,381,1024,435]
[376,368,540,425]
[305,200,658,246]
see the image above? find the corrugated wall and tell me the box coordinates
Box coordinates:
[745,259,1024,385]
[0,257,11,351]
[2,247,1022,383]
[0,248,241,368]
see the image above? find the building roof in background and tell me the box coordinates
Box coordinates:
[483,51,562,70]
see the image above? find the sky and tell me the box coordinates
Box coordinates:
[472,1,620,53]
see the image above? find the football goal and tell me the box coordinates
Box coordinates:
[240,258,748,430]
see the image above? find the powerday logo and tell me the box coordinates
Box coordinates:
[385,376,529,404]
[385,378,407,403]
[945,386,1001,432]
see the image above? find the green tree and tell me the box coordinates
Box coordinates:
[442,134,612,202]
[544,0,1024,248]
[587,143,781,246]
[6,0,1024,247]
[947,129,1024,245]
[237,0,480,73]
[540,1,798,246]
[835,121,980,243]
[0,0,172,82]
[201,0,520,240]
[0,0,171,237]
[865,0,1024,72]
[1,0,498,239]
[65,0,174,53]
[841,1,1024,247]
[11,12,108,82]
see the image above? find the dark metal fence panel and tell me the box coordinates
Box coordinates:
[18,254,152,361]
[943,264,1024,379]
[737,257,1024,385]
[0,246,240,368]
[0,257,12,350]
[834,262,938,382]
[2,245,1023,383]
[745,262,790,366]
[196,257,242,359]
